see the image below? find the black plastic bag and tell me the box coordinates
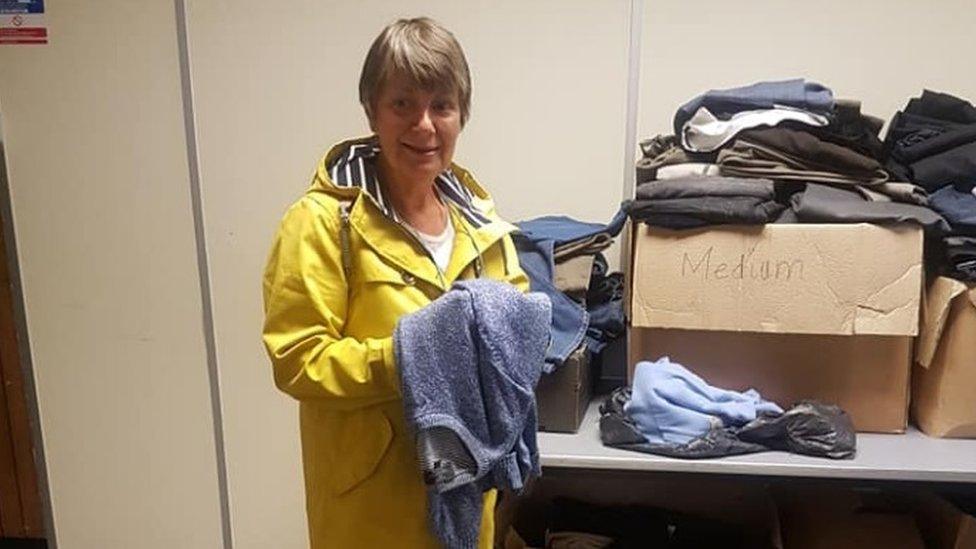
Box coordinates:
[737,400,856,459]
[599,388,856,460]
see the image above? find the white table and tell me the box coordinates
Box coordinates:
[539,401,976,484]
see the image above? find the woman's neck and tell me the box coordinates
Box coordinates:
[378,160,448,235]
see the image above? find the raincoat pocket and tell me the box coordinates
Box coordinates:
[327,407,394,496]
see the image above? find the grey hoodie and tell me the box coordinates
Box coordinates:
[394,279,551,549]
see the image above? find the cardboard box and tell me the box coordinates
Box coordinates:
[630,224,923,336]
[775,487,925,549]
[536,346,590,434]
[913,277,976,438]
[913,492,976,549]
[627,224,924,433]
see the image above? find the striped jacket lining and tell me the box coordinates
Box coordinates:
[328,142,491,228]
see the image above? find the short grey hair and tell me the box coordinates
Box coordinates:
[359,17,472,126]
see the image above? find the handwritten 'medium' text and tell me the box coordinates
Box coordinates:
[681,246,804,281]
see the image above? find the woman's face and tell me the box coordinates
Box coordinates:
[371,73,462,188]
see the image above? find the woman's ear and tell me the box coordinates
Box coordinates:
[363,104,376,132]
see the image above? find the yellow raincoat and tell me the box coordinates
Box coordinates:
[262,137,529,548]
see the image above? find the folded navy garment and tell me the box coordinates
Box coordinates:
[930,184,976,235]
[891,118,976,164]
[586,257,623,305]
[394,279,550,549]
[584,298,624,355]
[884,90,976,190]
[674,79,834,137]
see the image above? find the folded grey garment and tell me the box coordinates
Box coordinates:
[626,196,786,228]
[635,176,777,200]
[717,138,889,186]
[775,208,801,223]
[855,182,929,206]
[790,183,950,236]
[681,105,830,152]
[654,162,722,179]
[553,233,612,262]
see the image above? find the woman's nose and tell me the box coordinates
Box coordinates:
[413,108,435,132]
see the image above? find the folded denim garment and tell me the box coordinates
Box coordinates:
[512,234,588,369]
[674,78,834,136]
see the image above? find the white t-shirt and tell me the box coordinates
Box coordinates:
[404,216,455,273]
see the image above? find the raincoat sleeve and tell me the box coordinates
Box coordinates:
[262,197,398,409]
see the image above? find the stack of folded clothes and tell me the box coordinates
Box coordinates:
[628,79,946,235]
[884,90,976,281]
[625,175,793,228]
[514,210,628,371]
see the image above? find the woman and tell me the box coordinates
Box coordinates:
[262,17,528,548]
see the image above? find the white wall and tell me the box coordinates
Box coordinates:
[183,1,631,546]
[0,1,224,548]
[3,1,976,548]
[638,0,976,141]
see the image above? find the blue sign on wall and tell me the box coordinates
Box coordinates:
[0,1,44,15]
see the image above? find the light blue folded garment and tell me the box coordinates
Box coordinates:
[624,357,783,445]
